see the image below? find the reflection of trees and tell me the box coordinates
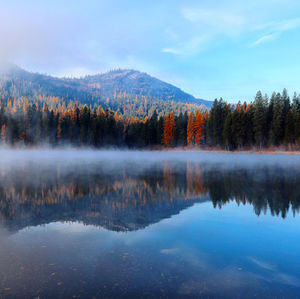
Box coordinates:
[203,166,300,218]
[0,163,208,206]
[0,163,209,231]
[0,162,299,232]
[187,162,205,196]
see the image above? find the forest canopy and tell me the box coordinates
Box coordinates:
[0,89,299,149]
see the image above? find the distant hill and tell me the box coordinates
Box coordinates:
[79,69,211,106]
[0,65,213,117]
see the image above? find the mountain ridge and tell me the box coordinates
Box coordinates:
[0,64,212,108]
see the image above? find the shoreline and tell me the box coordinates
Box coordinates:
[0,146,299,155]
[161,148,300,155]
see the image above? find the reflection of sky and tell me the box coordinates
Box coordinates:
[1,201,300,297]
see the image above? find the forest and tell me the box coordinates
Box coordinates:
[0,88,299,149]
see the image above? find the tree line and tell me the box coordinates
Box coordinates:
[0,89,299,149]
[207,89,300,149]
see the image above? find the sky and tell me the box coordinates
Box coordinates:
[1,0,300,102]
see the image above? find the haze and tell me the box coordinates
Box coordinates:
[1,149,300,172]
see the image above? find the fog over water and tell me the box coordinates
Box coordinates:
[2,148,300,168]
[0,149,300,298]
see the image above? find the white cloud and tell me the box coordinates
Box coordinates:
[161,48,182,55]
[250,33,278,46]
[162,33,211,57]
[251,17,300,46]
[162,6,247,57]
[273,17,300,31]
[162,5,300,55]
[181,7,246,36]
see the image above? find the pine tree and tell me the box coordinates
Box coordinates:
[284,109,295,144]
[253,91,267,147]
[271,93,284,145]
[222,110,232,150]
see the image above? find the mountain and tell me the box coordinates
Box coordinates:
[0,65,213,115]
[79,69,212,106]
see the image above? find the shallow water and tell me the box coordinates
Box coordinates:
[0,150,300,298]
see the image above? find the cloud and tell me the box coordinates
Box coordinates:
[181,7,246,36]
[250,33,278,46]
[161,35,210,57]
[161,48,182,55]
[251,17,300,46]
[162,5,300,56]
[162,6,247,57]
[273,17,300,31]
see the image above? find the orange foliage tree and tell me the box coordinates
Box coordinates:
[187,112,195,147]
[162,112,175,147]
[194,110,205,146]
[1,124,6,138]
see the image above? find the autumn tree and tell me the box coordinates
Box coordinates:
[187,112,195,147]
[162,112,175,147]
[194,110,205,146]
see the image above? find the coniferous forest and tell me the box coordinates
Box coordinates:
[0,88,299,150]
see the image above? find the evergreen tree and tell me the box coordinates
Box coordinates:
[253,91,267,147]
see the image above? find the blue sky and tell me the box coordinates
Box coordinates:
[1,0,300,102]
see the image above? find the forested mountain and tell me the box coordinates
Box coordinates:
[0,65,299,150]
[0,65,211,118]
[0,84,299,149]
[80,69,210,105]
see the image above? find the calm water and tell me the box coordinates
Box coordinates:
[0,150,300,298]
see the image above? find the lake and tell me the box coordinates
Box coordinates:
[0,150,300,298]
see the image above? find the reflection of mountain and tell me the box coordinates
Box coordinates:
[0,161,299,233]
[1,194,209,233]
[0,163,209,232]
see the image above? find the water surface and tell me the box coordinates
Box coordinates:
[0,150,300,298]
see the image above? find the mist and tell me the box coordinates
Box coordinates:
[1,148,300,176]
[0,2,89,74]
[0,147,299,163]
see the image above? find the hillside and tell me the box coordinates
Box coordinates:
[79,69,211,106]
[0,65,212,118]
